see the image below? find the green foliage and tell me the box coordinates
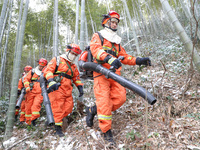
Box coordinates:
[184,113,200,120]
[0,96,9,134]
[85,0,107,37]
[126,129,141,141]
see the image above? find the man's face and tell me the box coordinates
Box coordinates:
[38,65,45,71]
[24,70,29,74]
[110,18,118,30]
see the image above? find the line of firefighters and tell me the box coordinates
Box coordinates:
[14,10,151,147]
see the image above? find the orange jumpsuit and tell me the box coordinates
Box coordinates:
[24,70,43,125]
[43,56,83,126]
[16,77,26,122]
[90,32,137,133]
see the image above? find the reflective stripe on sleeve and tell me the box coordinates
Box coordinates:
[75,80,82,84]
[128,57,133,60]
[46,73,54,79]
[97,50,106,60]
[108,57,116,65]
[24,82,29,86]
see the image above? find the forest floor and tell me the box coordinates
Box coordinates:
[1,35,200,150]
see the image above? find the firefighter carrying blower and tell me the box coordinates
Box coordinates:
[79,10,151,146]
[43,44,84,137]
[15,65,32,125]
[24,58,48,126]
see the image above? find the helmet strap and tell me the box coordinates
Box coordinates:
[66,50,76,63]
[105,25,117,32]
[105,19,117,32]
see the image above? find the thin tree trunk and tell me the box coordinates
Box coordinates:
[14,0,23,60]
[0,0,8,38]
[53,0,58,57]
[0,0,12,97]
[0,2,9,50]
[136,0,150,35]
[46,19,53,59]
[122,0,141,55]
[85,16,89,45]
[4,0,29,141]
[80,0,85,51]
[43,18,47,57]
[87,0,95,34]
[75,0,79,44]
[123,9,129,44]
[160,0,200,72]
[179,0,200,40]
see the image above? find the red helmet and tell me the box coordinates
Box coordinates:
[102,10,120,27]
[24,65,32,72]
[66,43,82,55]
[38,58,48,66]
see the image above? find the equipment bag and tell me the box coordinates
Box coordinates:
[78,46,93,80]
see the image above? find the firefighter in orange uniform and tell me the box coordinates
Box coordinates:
[86,10,151,145]
[15,72,25,121]
[43,44,83,137]
[24,58,48,126]
[15,66,32,124]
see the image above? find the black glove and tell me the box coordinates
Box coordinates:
[77,85,84,97]
[17,90,21,96]
[104,55,122,69]
[136,57,151,66]
[48,78,59,92]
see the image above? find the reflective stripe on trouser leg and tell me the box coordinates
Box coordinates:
[94,75,113,133]
[20,112,25,122]
[55,122,63,126]
[25,114,32,125]
[31,94,43,121]
[48,87,73,125]
[98,115,112,120]
[15,109,19,115]
[20,100,26,122]
[25,92,34,125]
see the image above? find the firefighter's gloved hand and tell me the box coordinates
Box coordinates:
[25,87,30,93]
[136,57,151,66]
[48,79,59,92]
[77,85,84,97]
[104,55,122,69]
[17,90,21,96]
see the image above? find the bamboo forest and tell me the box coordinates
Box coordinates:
[0,0,200,149]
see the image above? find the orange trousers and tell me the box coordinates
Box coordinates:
[25,92,43,125]
[49,90,73,126]
[19,100,25,122]
[15,108,19,116]
[94,73,126,133]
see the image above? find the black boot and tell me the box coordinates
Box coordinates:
[31,119,37,126]
[103,129,116,146]
[86,105,97,127]
[18,121,25,127]
[15,115,18,122]
[55,125,65,137]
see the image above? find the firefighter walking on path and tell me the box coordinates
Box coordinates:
[86,10,151,146]
[24,58,48,126]
[15,66,32,125]
[43,44,84,137]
